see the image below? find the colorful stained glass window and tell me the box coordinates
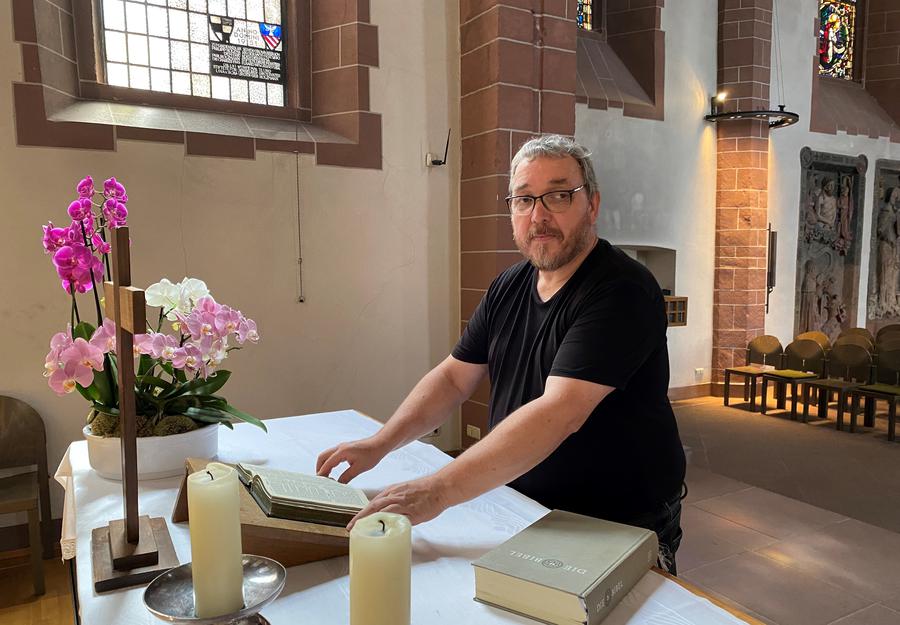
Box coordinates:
[576,0,593,31]
[818,0,857,80]
[101,0,285,105]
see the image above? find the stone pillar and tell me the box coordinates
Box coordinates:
[712,0,772,385]
[459,0,577,447]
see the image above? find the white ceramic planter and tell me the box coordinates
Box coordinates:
[83,423,219,480]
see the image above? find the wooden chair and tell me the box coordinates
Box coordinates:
[802,343,872,427]
[796,330,831,349]
[876,323,900,342]
[723,335,783,411]
[876,328,900,350]
[848,344,900,441]
[761,339,826,420]
[0,396,51,595]
[838,327,875,346]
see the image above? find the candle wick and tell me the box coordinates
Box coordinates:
[379,520,385,533]
[206,470,214,481]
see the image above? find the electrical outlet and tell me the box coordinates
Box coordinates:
[466,424,481,440]
[694,367,704,381]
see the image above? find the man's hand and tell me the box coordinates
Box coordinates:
[347,475,451,530]
[316,436,390,484]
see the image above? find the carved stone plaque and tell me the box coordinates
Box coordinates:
[794,148,867,341]
[866,159,900,333]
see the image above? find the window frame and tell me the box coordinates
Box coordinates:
[72,0,311,120]
[816,0,866,84]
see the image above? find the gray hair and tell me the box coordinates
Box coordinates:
[509,135,599,197]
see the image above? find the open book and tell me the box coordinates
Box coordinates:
[236,463,369,527]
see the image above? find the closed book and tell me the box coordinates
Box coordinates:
[236,463,369,527]
[472,509,658,625]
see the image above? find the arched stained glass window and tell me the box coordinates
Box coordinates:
[577,0,594,31]
[818,0,858,80]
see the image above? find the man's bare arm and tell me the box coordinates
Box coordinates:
[316,356,486,483]
[347,375,613,526]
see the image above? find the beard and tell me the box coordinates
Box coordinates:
[513,209,597,271]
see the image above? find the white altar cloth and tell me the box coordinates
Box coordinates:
[57,409,750,624]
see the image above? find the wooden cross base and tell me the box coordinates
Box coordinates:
[91,516,180,593]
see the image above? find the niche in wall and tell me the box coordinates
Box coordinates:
[795,148,867,342]
[618,245,676,294]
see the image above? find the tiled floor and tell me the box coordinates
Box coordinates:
[675,397,900,625]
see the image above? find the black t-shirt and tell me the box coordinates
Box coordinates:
[452,238,685,521]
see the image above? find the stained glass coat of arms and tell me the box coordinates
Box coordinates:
[818,0,857,80]
[101,0,285,105]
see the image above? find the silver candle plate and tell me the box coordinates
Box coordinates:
[143,555,286,625]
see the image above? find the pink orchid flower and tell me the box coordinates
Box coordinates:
[67,198,93,221]
[42,222,74,254]
[214,306,242,336]
[44,328,74,377]
[89,318,117,354]
[236,318,259,344]
[172,344,204,375]
[150,333,180,361]
[103,177,127,201]
[102,199,128,228]
[76,176,94,198]
[48,339,104,395]
[91,232,111,254]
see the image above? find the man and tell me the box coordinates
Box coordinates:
[317,135,686,572]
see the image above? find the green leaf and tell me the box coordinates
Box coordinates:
[221,404,267,432]
[72,321,96,341]
[184,407,234,429]
[138,354,154,377]
[75,382,98,402]
[137,375,173,391]
[92,402,119,415]
[185,371,232,396]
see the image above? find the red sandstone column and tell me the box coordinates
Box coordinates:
[712,0,772,385]
[458,0,577,446]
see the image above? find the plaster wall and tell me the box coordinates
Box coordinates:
[767,0,900,343]
[575,0,719,388]
[0,0,461,522]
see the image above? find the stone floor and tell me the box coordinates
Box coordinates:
[675,396,900,625]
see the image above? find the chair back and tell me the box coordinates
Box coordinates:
[876,323,900,341]
[834,334,874,353]
[874,346,900,386]
[0,397,48,472]
[747,335,783,366]
[838,327,875,345]
[827,343,873,382]
[0,396,51,557]
[796,331,831,352]
[876,327,900,349]
[783,339,826,375]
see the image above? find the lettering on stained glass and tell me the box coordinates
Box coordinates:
[209,17,283,83]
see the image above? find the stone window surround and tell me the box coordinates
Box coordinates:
[809,0,900,144]
[11,0,382,167]
[575,0,665,121]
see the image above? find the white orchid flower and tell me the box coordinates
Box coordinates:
[179,278,210,307]
[145,279,182,319]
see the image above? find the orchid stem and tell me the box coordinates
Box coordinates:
[80,222,104,325]
[70,285,81,325]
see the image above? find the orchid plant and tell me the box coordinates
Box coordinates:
[41,176,266,437]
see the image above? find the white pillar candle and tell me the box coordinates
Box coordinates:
[349,512,412,625]
[187,461,244,618]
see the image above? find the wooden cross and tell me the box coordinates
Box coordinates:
[91,226,179,592]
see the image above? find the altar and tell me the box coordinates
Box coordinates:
[57,410,757,624]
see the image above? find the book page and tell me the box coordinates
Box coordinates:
[237,463,369,508]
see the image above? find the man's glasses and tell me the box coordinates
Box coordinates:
[505,184,587,215]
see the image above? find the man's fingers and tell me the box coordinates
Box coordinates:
[315,446,337,473]
[338,464,360,484]
[316,450,345,477]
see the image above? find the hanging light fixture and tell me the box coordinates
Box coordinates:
[705,0,799,130]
